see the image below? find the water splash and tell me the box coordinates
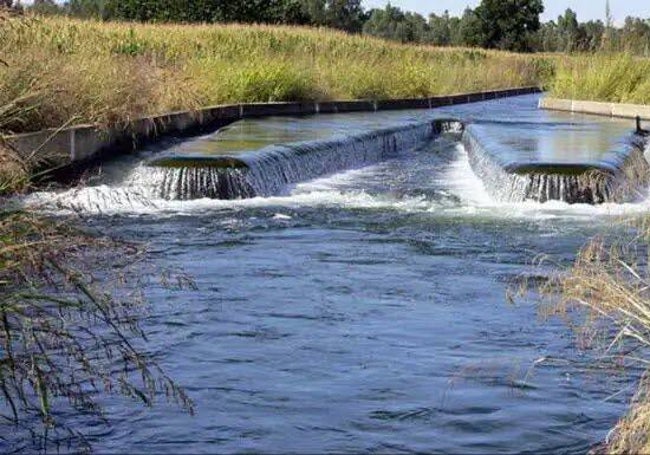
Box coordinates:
[134,121,461,200]
[463,129,650,204]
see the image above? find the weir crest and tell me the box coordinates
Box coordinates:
[128,120,461,200]
[125,116,648,205]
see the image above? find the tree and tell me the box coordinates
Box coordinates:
[557,8,580,52]
[459,7,484,47]
[428,10,452,45]
[66,0,109,19]
[473,0,544,52]
[579,20,605,51]
[102,0,308,25]
[601,0,614,50]
[363,4,427,43]
[299,0,326,25]
[363,5,405,41]
[29,0,62,15]
[620,16,650,56]
[325,0,364,33]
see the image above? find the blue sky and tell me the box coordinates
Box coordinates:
[362,1,650,24]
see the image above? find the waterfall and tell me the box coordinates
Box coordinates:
[131,119,462,200]
[462,128,650,204]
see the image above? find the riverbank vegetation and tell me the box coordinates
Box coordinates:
[0,208,195,451]
[0,94,194,450]
[19,0,650,56]
[0,14,547,135]
[534,225,650,453]
[549,54,650,105]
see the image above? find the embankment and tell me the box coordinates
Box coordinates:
[0,15,548,136]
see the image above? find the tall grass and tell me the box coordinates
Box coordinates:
[0,15,546,134]
[550,54,650,105]
[532,222,650,452]
[0,209,195,451]
[0,94,193,449]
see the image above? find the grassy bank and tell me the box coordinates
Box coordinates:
[550,54,650,105]
[0,15,547,134]
[536,227,650,453]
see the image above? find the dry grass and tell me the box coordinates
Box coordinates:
[0,142,27,194]
[0,15,547,134]
[534,222,650,452]
[607,373,650,454]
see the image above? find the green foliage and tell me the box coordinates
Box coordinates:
[551,54,650,105]
[472,0,544,52]
[363,4,428,43]
[0,16,544,134]
[111,27,147,55]
[236,62,318,102]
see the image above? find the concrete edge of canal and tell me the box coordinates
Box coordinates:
[1,87,541,174]
[540,97,650,121]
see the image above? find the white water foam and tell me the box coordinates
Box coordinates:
[442,144,650,220]
[21,143,650,221]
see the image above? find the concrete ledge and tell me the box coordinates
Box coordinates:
[2,86,541,174]
[540,97,650,120]
[316,100,376,113]
[376,98,430,110]
[612,103,650,120]
[240,102,317,117]
[538,98,572,112]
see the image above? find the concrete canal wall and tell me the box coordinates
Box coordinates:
[2,87,540,172]
[540,97,650,121]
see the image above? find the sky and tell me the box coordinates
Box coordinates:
[362,0,650,24]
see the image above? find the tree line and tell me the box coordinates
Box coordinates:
[9,0,650,55]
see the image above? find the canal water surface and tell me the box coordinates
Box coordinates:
[22,95,650,453]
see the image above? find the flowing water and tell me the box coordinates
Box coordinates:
[16,95,650,453]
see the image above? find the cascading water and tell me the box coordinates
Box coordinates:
[129,120,462,200]
[462,125,650,204]
[24,98,649,212]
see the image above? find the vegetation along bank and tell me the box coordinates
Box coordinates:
[3,0,650,452]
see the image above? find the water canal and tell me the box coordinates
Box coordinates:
[20,94,650,453]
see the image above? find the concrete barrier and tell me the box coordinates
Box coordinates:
[540,97,650,121]
[376,98,430,110]
[612,103,650,120]
[2,86,541,173]
[316,100,376,113]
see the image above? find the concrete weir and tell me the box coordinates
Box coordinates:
[120,98,650,204]
[10,88,647,205]
[461,122,650,204]
[139,119,463,200]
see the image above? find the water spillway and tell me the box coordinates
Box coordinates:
[132,103,648,204]
[139,119,463,200]
[460,119,650,204]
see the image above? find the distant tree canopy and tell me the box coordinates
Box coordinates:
[471,0,544,52]
[363,4,427,43]
[18,0,650,55]
[104,0,310,25]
